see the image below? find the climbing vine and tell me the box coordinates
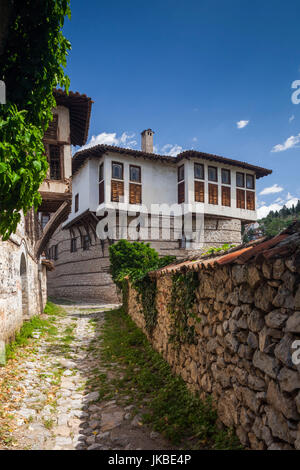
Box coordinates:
[0,0,71,239]
[133,274,158,336]
[168,271,200,348]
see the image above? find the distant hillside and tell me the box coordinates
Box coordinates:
[243,200,300,242]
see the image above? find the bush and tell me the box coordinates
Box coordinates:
[109,239,175,288]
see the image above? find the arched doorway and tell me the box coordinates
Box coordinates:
[20,253,29,319]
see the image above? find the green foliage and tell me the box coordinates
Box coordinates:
[109,239,175,334]
[101,307,241,449]
[109,239,163,288]
[168,271,200,347]
[244,200,300,240]
[203,243,235,256]
[5,315,51,361]
[0,0,71,239]
[134,275,158,335]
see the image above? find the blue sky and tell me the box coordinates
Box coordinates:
[64,0,300,218]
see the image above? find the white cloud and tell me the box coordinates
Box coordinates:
[259,184,284,196]
[271,133,300,152]
[289,115,295,122]
[80,131,137,151]
[161,144,183,157]
[257,203,283,219]
[192,137,198,142]
[236,120,249,129]
[257,193,299,218]
[286,197,299,209]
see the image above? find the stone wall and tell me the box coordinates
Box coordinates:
[0,213,48,343]
[127,238,300,450]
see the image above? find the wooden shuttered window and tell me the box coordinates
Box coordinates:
[195,181,204,202]
[178,181,185,203]
[129,183,142,204]
[44,115,58,140]
[111,180,124,202]
[236,189,245,209]
[99,180,104,204]
[221,186,231,207]
[246,191,255,210]
[49,144,61,180]
[208,184,218,205]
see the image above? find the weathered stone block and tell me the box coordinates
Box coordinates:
[253,350,280,379]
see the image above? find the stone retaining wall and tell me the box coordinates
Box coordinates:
[127,246,300,450]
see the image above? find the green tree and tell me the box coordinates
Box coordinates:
[0,0,71,239]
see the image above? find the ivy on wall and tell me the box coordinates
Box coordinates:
[133,275,158,336]
[0,0,71,239]
[168,271,200,348]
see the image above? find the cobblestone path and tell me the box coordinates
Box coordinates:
[0,304,173,450]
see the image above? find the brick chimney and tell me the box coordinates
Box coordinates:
[141,129,154,153]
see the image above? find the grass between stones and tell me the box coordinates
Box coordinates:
[0,301,67,447]
[99,307,242,450]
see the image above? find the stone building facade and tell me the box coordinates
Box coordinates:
[47,129,271,303]
[126,223,300,450]
[0,89,92,343]
[0,211,49,343]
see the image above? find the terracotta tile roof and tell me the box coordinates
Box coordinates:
[150,221,300,278]
[54,89,93,147]
[72,144,175,174]
[177,150,272,179]
[72,144,272,178]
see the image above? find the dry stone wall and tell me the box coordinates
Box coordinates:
[127,246,300,450]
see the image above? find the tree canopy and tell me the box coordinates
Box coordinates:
[0,0,71,239]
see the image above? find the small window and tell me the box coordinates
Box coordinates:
[49,145,61,180]
[178,181,185,203]
[44,115,58,140]
[178,165,184,182]
[194,163,204,180]
[129,183,142,204]
[41,213,50,230]
[236,189,245,209]
[111,180,124,202]
[208,166,218,182]
[246,174,255,190]
[246,191,255,210]
[112,162,123,180]
[71,238,77,253]
[208,184,218,205]
[49,245,58,260]
[222,186,231,207]
[75,194,79,213]
[221,169,231,185]
[130,165,141,183]
[82,234,90,251]
[99,162,104,182]
[195,181,204,202]
[236,172,245,188]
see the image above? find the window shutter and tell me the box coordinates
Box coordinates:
[208,184,218,205]
[49,145,61,180]
[178,181,185,203]
[111,180,124,202]
[236,189,245,209]
[44,115,58,140]
[99,180,104,204]
[195,181,204,202]
[221,186,231,207]
[129,183,142,204]
[246,191,255,210]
